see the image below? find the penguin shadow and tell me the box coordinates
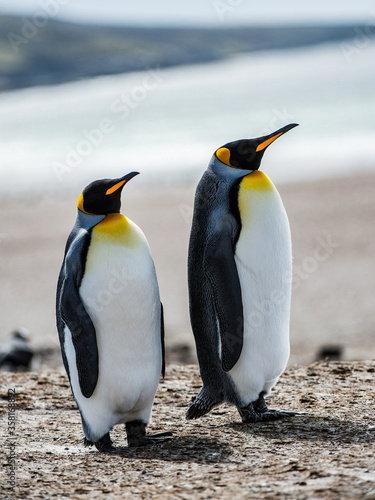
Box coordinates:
[229,413,375,445]
[96,434,232,464]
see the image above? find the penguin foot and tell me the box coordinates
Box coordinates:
[126,420,173,448]
[83,437,94,447]
[186,387,221,420]
[93,433,117,453]
[240,408,296,423]
[130,431,173,447]
[238,393,295,423]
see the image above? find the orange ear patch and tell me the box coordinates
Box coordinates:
[216,147,231,166]
[77,193,94,214]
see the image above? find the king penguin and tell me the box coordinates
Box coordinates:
[186,124,298,423]
[56,172,172,452]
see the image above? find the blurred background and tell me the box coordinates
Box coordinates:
[0,0,374,371]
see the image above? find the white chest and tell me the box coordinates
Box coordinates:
[229,172,292,404]
[79,216,161,363]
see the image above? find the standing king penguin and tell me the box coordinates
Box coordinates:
[186,124,298,423]
[56,172,172,452]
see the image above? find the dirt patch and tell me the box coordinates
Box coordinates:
[1,361,375,499]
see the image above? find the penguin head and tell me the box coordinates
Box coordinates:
[77,171,139,215]
[215,123,299,171]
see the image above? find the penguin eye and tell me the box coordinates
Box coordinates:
[233,143,257,163]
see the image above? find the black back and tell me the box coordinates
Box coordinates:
[188,158,250,404]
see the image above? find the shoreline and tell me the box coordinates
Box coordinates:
[0,16,360,92]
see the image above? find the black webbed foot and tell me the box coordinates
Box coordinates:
[92,432,117,453]
[126,420,173,448]
[238,392,295,423]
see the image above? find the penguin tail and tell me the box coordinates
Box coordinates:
[186,387,222,420]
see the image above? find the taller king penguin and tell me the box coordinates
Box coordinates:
[56,172,172,452]
[186,124,298,423]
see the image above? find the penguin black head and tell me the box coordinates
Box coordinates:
[215,123,299,171]
[77,171,139,215]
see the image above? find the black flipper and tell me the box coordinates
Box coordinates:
[203,218,244,372]
[59,230,99,399]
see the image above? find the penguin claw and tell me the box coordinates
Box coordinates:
[125,420,172,448]
[263,409,296,420]
[128,432,173,448]
[90,433,118,453]
[267,409,296,417]
[238,392,296,423]
[99,444,129,454]
[239,407,295,423]
[148,431,174,440]
[238,394,296,423]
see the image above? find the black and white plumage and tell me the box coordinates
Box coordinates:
[56,172,171,452]
[187,124,298,423]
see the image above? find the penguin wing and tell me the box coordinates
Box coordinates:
[204,217,243,372]
[59,230,99,398]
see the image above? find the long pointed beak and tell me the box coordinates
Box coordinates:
[121,171,140,183]
[105,171,139,195]
[256,123,299,152]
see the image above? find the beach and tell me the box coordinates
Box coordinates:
[1,171,374,367]
[2,361,375,498]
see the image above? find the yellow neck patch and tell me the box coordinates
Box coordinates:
[240,170,274,192]
[94,213,128,237]
[238,171,275,220]
[92,213,141,247]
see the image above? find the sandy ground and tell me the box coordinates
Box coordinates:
[1,361,375,499]
[0,172,375,366]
